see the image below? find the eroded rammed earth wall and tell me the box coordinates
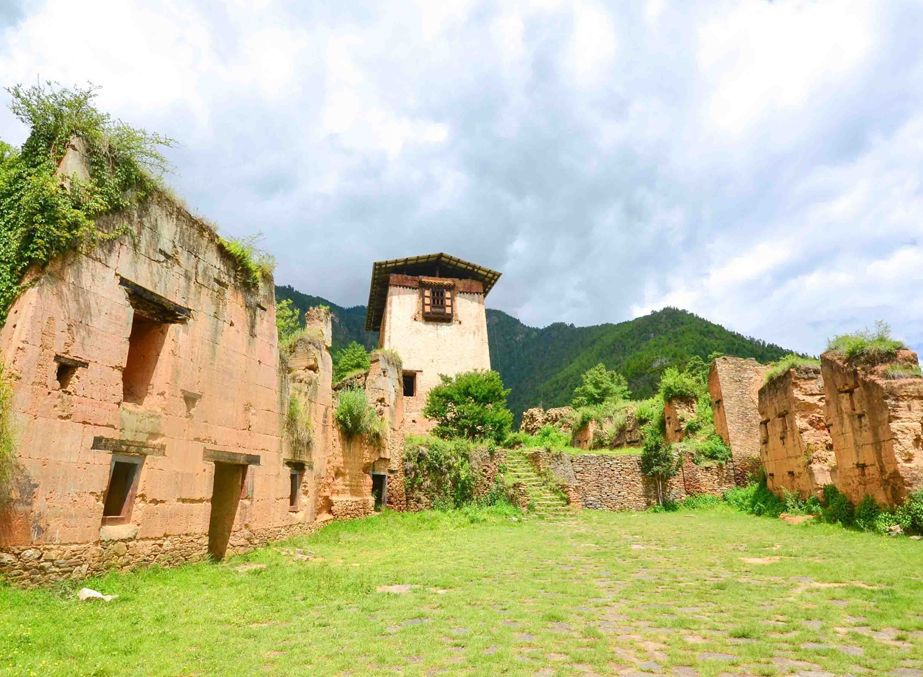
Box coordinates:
[822,350,923,507]
[0,193,318,585]
[758,366,835,499]
[709,357,769,484]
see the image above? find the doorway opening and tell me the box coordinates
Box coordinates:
[207,462,246,561]
[371,473,387,511]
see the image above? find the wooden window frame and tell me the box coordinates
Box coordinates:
[421,284,454,322]
[101,454,144,526]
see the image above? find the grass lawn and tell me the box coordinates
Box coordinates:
[2,506,922,677]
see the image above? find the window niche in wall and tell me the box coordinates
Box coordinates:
[102,454,144,525]
[288,462,305,511]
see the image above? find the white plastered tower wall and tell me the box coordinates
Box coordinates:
[366,254,500,435]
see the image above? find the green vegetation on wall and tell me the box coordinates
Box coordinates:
[403,436,476,509]
[334,388,384,445]
[0,82,173,325]
[333,341,371,382]
[219,233,276,289]
[826,320,905,365]
[0,362,16,497]
[423,370,513,444]
[763,353,821,385]
[285,392,313,461]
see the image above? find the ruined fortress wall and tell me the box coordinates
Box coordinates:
[709,357,769,484]
[379,278,490,435]
[0,194,316,585]
[679,452,736,496]
[822,350,923,507]
[317,353,404,520]
[758,366,834,499]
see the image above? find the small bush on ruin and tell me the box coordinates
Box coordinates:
[634,396,663,427]
[333,341,371,382]
[275,298,301,344]
[506,424,571,451]
[403,435,476,508]
[218,233,276,288]
[763,354,821,385]
[884,364,923,380]
[821,485,855,527]
[423,370,513,444]
[286,392,313,460]
[688,434,732,465]
[334,388,383,444]
[895,490,923,535]
[826,321,905,365]
[571,363,630,408]
[370,348,403,372]
[658,366,701,402]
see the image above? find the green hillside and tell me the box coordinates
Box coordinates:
[276,286,791,421]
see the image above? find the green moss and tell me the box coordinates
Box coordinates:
[285,392,313,461]
[884,364,923,380]
[0,362,16,497]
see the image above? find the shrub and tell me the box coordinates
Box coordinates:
[634,396,663,427]
[334,388,383,443]
[423,370,513,443]
[724,482,787,518]
[895,490,923,534]
[853,495,881,532]
[826,321,905,365]
[218,233,276,287]
[285,392,313,460]
[658,367,700,401]
[333,341,371,382]
[639,424,679,505]
[505,424,571,451]
[403,436,476,508]
[691,434,732,464]
[275,298,301,343]
[821,485,855,527]
[764,354,821,385]
[571,363,630,407]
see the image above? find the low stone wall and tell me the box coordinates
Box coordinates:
[571,454,686,511]
[679,452,735,496]
[0,520,321,587]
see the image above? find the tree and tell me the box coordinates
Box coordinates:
[423,370,513,443]
[572,363,630,407]
[639,424,679,506]
[275,298,300,343]
[333,341,370,381]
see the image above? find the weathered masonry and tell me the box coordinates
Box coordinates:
[365,253,500,434]
[821,349,923,507]
[757,365,834,499]
[709,357,768,484]
[0,157,316,584]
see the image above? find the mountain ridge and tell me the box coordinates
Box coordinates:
[275,284,792,420]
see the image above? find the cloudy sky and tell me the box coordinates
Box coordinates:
[1,0,921,356]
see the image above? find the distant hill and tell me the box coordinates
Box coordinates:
[276,285,791,422]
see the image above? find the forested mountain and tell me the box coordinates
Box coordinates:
[276,285,791,421]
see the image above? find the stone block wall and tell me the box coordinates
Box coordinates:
[822,350,923,507]
[521,407,575,436]
[709,357,769,484]
[571,454,686,510]
[679,452,736,496]
[758,365,834,499]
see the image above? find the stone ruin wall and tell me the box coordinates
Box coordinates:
[317,353,405,521]
[822,350,923,507]
[524,449,583,510]
[709,357,769,485]
[521,407,575,436]
[757,366,835,499]
[0,192,321,586]
[571,453,686,511]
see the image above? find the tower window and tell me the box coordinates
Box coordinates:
[422,286,453,321]
[403,372,416,397]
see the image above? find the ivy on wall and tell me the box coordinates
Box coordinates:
[0,82,175,325]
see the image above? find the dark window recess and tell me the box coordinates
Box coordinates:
[288,464,305,511]
[56,363,78,390]
[102,458,142,525]
[371,474,387,511]
[422,286,453,321]
[403,373,416,397]
[431,287,446,310]
[123,315,168,405]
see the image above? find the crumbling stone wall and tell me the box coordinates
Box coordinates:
[679,452,735,496]
[572,409,643,451]
[709,357,769,484]
[317,353,404,520]
[0,187,317,584]
[664,398,696,444]
[822,350,923,507]
[758,365,834,499]
[521,407,575,435]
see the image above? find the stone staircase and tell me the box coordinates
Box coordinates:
[504,450,572,520]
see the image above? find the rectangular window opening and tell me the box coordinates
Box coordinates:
[288,464,305,511]
[56,363,78,390]
[123,314,168,405]
[402,372,416,397]
[371,473,387,512]
[102,456,142,525]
